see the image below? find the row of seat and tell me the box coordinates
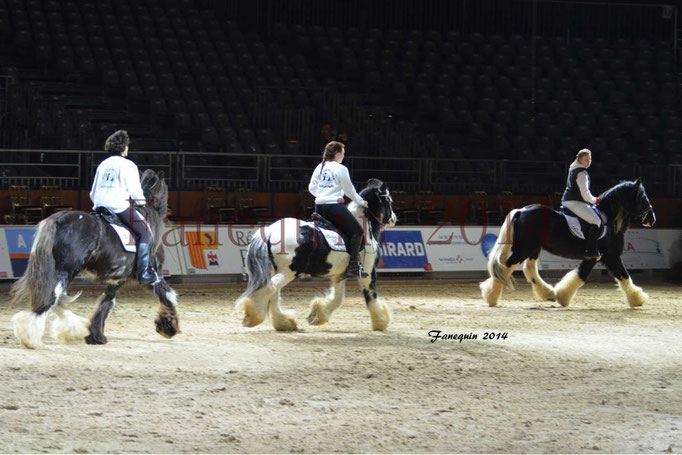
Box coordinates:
[2,0,680,195]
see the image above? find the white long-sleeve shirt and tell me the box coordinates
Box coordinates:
[308,161,365,205]
[569,160,598,205]
[90,156,146,213]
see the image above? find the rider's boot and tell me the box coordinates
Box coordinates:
[136,242,160,285]
[341,235,368,280]
[584,224,601,260]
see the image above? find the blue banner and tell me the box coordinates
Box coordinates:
[378,230,428,269]
[5,228,36,277]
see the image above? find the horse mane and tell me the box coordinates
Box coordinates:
[365,178,383,189]
[597,180,643,227]
[139,169,169,257]
[598,180,637,207]
[140,169,168,217]
[357,179,391,241]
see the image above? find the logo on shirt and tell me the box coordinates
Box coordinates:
[101,170,116,188]
[320,169,334,188]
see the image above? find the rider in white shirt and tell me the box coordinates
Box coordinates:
[561,148,602,259]
[308,141,368,279]
[90,130,159,285]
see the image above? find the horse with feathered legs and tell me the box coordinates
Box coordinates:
[11,170,179,349]
[480,178,656,308]
[236,179,397,331]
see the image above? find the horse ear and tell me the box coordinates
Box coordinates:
[366,178,382,188]
[380,182,387,193]
[635,177,642,186]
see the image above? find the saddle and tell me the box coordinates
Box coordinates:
[561,206,607,240]
[93,207,137,253]
[307,212,370,253]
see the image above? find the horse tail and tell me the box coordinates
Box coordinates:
[488,209,519,290]
[10,217,62,313]
[235,233,273,311]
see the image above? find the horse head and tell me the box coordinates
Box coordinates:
[600,178,655,230]
[140,169,169,217]
[360,179,397,233]
[634,177,656,227]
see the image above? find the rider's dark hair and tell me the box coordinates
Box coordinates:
[320,141,344,170]
[105,130,130,156]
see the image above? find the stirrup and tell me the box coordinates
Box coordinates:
[139,268,161,285]
[341,264,368,280]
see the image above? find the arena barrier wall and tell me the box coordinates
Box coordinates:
[0,224,680,280]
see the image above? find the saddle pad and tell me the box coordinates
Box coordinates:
[300,222,376,254]
[109,224,136,253]
[562,213,606,241]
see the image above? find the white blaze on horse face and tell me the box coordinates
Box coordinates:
[387,210,397,227]
[54,282,64,300]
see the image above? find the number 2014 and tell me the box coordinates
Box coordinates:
[483,332,508,340]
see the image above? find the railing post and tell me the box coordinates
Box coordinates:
[422,159,430,191]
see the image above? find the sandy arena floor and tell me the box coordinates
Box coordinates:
[0,277,680,453]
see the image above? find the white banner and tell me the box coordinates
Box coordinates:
[168,224,260,275]
[0,224,679,279]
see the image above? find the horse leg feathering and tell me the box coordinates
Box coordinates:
[480,210,522,307]
[308,276,346,326]
[617,277,648,308]
[268,287,297,332]
[359,268,391,331]
[523,259,556,301]
[153,280,180,338]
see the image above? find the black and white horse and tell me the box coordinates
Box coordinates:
[236,179,397,331]
[11,170,179,349]
[480,178,656,307]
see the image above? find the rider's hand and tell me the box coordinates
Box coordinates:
[361,201,369,209]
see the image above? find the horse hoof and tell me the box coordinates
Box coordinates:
[274,319,298,332]
[307,300,329,326]
[155,316,178,338]
[85,334,107,345]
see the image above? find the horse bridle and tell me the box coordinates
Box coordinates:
[640,203,654,227]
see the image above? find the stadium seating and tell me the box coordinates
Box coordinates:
[0,0,679,196]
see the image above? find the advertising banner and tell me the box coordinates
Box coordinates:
[3,228,37,278]
[377,230,429,271]
[170,224,261,275]
[0,224,679,279]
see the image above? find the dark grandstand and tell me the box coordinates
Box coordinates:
[0,0,680,225]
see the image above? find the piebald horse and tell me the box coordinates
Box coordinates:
[236,179,397,331]
[481,179,656,307]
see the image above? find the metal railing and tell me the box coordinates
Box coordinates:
[0,148,676,196]
[87,151,174,188]
[179,152,260,190]
[0,149,82,188]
